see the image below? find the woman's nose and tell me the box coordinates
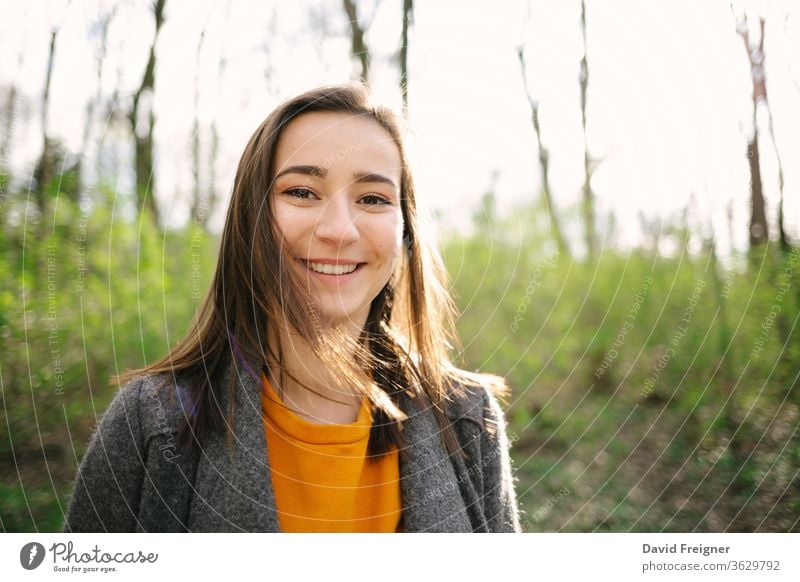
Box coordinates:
[313,193,360,245]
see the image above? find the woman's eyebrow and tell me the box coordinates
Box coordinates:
[274,165,397,189]
[352,171,397,188]
[275,165,327,179]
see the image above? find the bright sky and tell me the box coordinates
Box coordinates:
[1,0,798,255]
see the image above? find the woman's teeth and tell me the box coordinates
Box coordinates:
[304,261,358,275]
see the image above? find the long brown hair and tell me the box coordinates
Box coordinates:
[117,83,502,457]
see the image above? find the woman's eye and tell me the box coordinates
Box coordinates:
[284,187,316,199]
[360,194,391,205]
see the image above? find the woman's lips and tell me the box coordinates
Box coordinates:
[298,259,365,282]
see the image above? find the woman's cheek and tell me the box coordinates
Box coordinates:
[274,200,313,241]
[376,212,403,258]
[272,199,292,233]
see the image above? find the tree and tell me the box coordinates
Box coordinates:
[0,20,28,220]
[202,1,233,230]
[33,25,61,219]
[128,0,167,228]
[342,0,370,82]
[517,45,569,258]
[78,5,118,204]
[191,23,208,226]
[578,0,596,259]
[734,12,770,248]
[399,0,413,115]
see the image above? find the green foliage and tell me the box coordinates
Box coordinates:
[444,203,799,532]
[1,176,218,531]
[2,177,798,532]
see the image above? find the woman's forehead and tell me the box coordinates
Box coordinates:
[274,112,402,178]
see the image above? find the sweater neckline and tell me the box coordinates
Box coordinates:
[260,372,372,445]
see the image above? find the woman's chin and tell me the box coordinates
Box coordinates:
[313,303,370,331]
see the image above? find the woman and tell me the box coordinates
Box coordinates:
[65,84,520,533]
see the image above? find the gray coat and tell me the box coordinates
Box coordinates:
[65,359,521,532]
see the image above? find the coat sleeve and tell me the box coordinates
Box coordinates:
[481,389,522,532]
[64,378,146,532]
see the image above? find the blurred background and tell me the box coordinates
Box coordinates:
[1,0,798,532]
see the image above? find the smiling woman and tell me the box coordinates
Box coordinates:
[64,84,521,533]
[272,112,404,337]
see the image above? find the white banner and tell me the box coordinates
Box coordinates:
[1,533,797,581]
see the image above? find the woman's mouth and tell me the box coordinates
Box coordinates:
[299,259,362,276]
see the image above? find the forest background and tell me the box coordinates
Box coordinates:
[1,0,798,532]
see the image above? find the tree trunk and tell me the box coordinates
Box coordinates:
[34,29,59,220]
[746,133,768,246]
[1,86,18,173]
[579,0,595,260]
[399,0,413,115]
[1,84,18,218]
[342,0,370,82]
[78,6,117,206]
[756,18,790,251]
[128,0,167,228]
[191,26,207,225]
[517,47,569,258]
[197,2,232,231]
[736,14,769,247]
[0,23,26,181]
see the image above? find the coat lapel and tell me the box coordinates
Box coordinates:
[187,357,472,532]
[189,361,280,532]
[397,392,473,532]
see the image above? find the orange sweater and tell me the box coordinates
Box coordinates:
[260,373,403,532]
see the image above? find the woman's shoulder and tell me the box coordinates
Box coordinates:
[444,368,510,427]
[110,372,190,438]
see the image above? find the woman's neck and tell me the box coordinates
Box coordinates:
[266,321,364,424]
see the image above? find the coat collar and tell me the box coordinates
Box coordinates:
[188,357,472,532]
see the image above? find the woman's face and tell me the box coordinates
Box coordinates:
[271,111,404,329]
